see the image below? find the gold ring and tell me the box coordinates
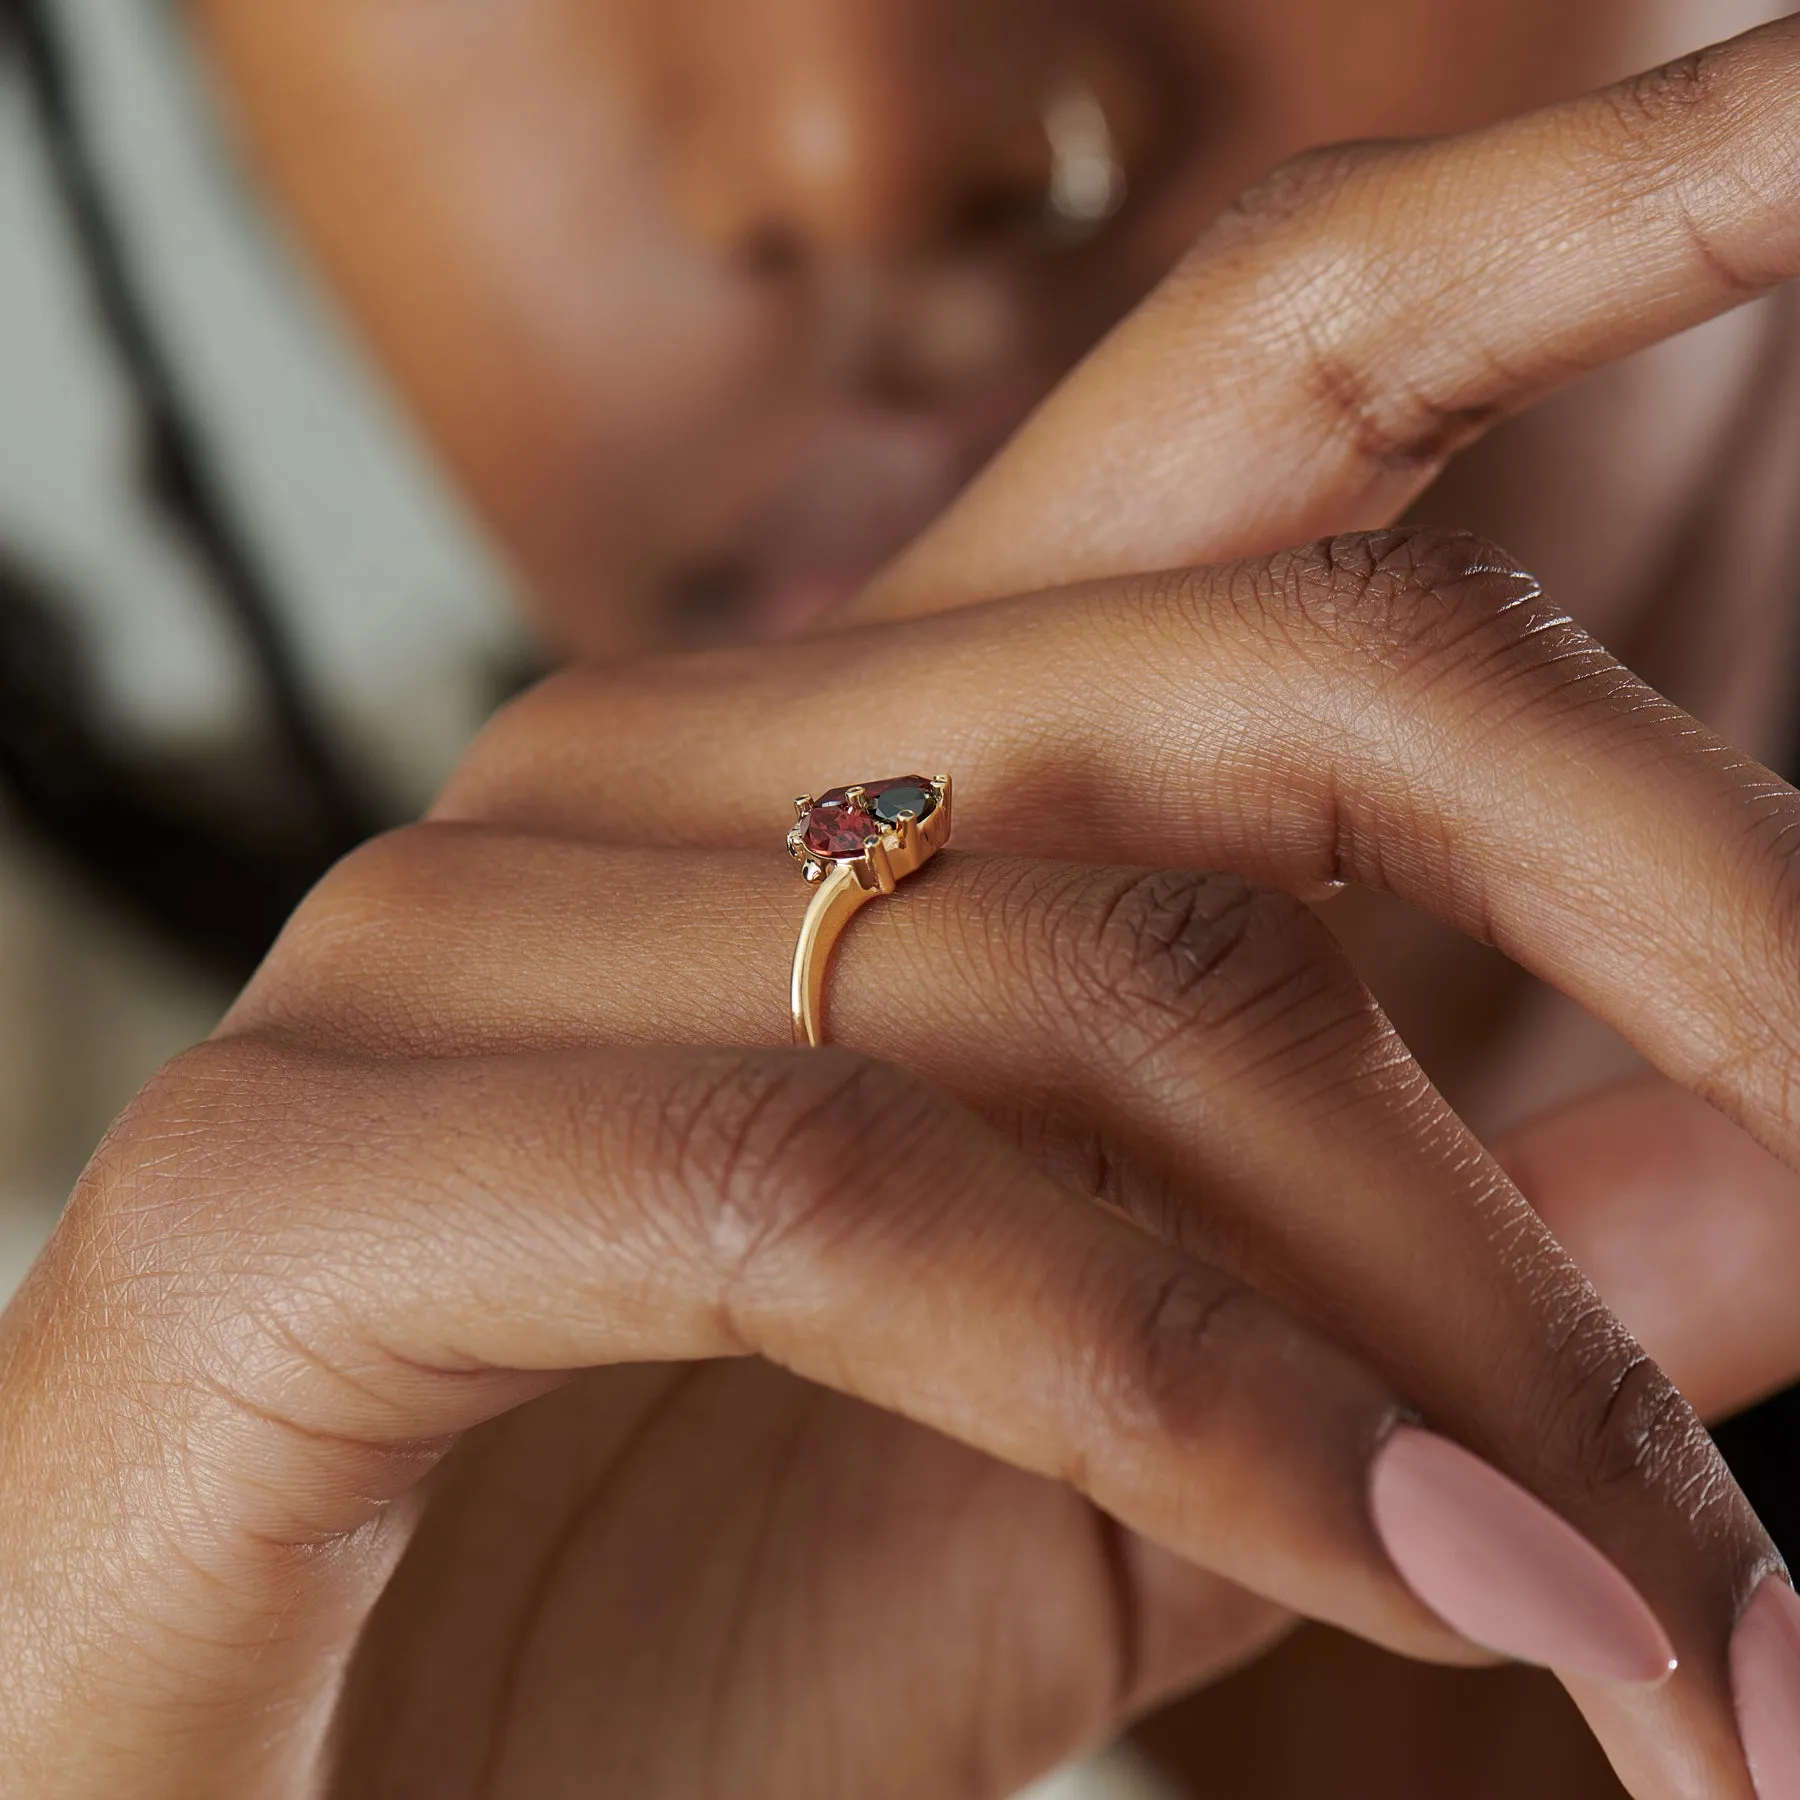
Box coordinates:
[787,774,953,1046]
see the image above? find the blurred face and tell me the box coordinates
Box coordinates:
[190,0,1644,657]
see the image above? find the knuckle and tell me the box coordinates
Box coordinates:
[1268,526,1584,688]
[433,668,611,827]
[56,1041,295,1371]
[1053,864,1371,1071]
[1531,1305,1713,1514]
[1606,45,1722,136]
[79,1040,253,1236]
[50,1042,435,1542]
[1086,1268,1265,1451]
[650,1048,946,1296]
[1202,139,1395,246]
[238,822,493,1046]
[278,822,448,953]
[1600,42,1797,302]
[1190,142,1501,471]
[1235,528,1651,908]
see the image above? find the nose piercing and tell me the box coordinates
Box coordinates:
[1042,81,1125,239]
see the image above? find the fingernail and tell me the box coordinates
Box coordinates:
[1733,1575,1800,1799]
[1370,1424,1676,1685]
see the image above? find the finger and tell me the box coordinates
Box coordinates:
[233,831,1773,1796]
[34,1033,1666,1709]
[439,532,1800,1189]
[852,13,1800,618]
[1496,1078,1800,1426]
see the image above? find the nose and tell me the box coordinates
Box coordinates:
[641,0,1136,264]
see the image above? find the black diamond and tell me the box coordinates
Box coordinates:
[871,782,935,826]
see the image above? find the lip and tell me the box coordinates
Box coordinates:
[754,568,867,635]
[659,387,1035,645]
[661,560,864,645]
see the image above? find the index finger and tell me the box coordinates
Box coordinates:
[857,13,1800,618]
[438,530,1800,1187]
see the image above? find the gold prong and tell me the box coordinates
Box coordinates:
[845,785,869,809]
[794,795,813,819]
[867,836,897,895]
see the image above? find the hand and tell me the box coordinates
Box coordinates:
[7,15,1800,1800]
[1138,1077,1800,1800]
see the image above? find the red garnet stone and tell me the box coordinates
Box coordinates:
[802,796,879,859]
[802,777,934,861]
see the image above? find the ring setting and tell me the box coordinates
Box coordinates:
[787,774,952,1046]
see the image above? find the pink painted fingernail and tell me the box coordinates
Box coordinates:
[1370,1424,1676,1685]
[1733,1575,1800,1799]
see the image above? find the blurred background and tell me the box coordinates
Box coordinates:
[0,0,518,1291]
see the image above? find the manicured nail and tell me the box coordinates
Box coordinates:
[1370,1424,1676,1685]
[1733,1575,1800,1799]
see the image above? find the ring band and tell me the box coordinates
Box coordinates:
[787,774,953,1046]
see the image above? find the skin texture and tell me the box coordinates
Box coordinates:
[7,4,1800,1798]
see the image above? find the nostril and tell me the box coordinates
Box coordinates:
[952,177,1051,248]
[665,561,758,646]
[734,221,808,280]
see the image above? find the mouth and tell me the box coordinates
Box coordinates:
[663,561,865,645]
[656,390,1030,648]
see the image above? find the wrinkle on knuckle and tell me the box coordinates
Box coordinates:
[1094,868,1260,1007]
[1085,1270,1262,1456]
[1660,173,1773,304]
[1203,140,1392,244]
[1291,317,1509,476]
[1084,868,1280,1013]
[948,856,1092,1012]
[652,1049,941,1314]
[1063,865,1372,1081]
[1319,369,1506,476]
[1194,141,1509,472]
[1249,529,1668,920]
[29,1050,486,1559]
[1531,1301,1712,1516]
[1608,46,1720,133]
[1271,527,1604,701]
[1600,41,1800,302]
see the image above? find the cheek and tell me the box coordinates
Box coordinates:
[196,0,810,641]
